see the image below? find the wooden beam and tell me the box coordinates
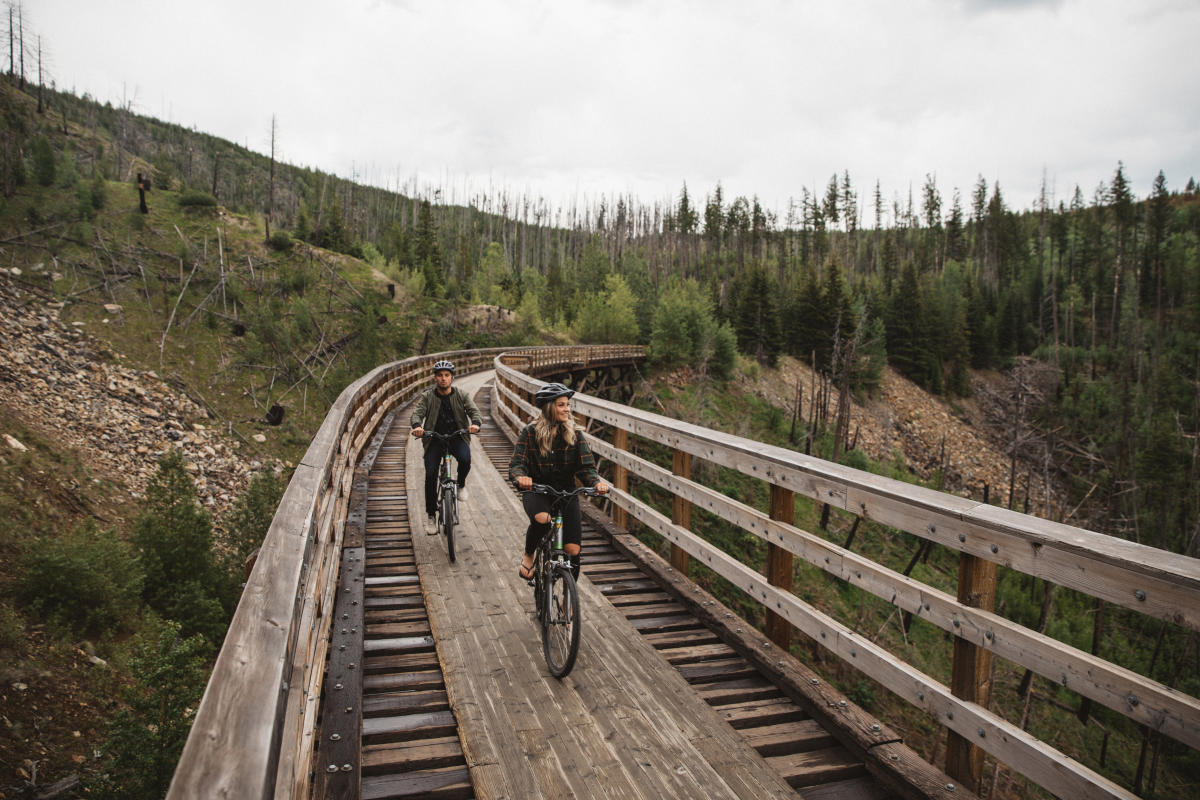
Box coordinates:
[766,484,795,651]
[945,553,997,793]
[612,427,629,530]
[671,449,692,575]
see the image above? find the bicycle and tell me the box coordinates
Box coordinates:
[521,484,599,678]
[420,429,473,563]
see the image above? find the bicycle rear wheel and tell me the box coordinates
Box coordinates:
[442,485,456,563]
[542,565,580,677]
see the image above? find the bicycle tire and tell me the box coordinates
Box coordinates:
[442,485,456,563]
[542,565,580,678]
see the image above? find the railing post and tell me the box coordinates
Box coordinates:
[946,552,997,792]
[671,449,691,575]
[765,484,794,649]
[612,427,629,530]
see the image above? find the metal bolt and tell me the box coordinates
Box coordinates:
[1134,589,1146,601]
[889,753,899,761]
[811,678,820,685]
[871,723,881,732]
[1128,694,1140,707]
[345,706,353,713]
[917,692,924,701]
[978,728,986,738]
[991,544,999,553]
[327,764,339,773]
[339,645,346,651]
[929,524,936,534]
[850,650,857,657]
[958,533,966,543]
[334,683,343,690]
[953,620,960,628]
[946,783,956,791]
[985,631,993,640]
[341,764,353,772]
[947,711,954,720]
[348,663,356,670]
[330,733,341,741]
[838,700,847,707]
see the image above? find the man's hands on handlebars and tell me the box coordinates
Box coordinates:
[411,425,479,439]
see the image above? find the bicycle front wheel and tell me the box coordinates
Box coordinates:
[442,486,456,563]
[542,566,580,678]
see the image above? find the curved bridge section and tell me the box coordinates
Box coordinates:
[170,346,1200,800]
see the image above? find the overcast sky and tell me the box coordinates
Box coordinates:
[24,0,1200,222]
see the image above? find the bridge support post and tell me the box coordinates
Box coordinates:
[765,484,795,650]
[612,427,629,530]
[670,450,691,575]
[946,552,997,792]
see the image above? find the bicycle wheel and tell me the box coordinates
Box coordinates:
[442,485,456,562]
[542,565,580,678]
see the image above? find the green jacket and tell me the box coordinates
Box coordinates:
[410,385,483,451]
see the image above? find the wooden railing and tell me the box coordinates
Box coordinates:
[493,356,1200,800]
[168,345,643,799]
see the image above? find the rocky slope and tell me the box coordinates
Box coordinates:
[745,356,1063,521]
[0,271,282,524]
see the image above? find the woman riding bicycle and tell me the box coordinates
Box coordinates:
[509,382,609,582]
[411,359,482,534]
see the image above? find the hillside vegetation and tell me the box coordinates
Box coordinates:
[1,61,1198,800]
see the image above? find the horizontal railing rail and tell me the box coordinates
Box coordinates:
[493,356,1200,800]
[169,345,642,799]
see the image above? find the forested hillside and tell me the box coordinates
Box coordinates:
[32,74,1195,554]
[1,55,1198,797]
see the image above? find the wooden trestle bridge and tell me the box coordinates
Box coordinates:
[169,346,1200,800]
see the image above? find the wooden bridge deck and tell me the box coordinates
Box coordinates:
[317,370,912,799]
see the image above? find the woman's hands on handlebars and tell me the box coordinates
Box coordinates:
[516,476,609,494]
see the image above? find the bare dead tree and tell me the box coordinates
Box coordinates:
[266,114,277,242]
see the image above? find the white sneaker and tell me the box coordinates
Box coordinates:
[458,486,470,503]
[425,514,437,535]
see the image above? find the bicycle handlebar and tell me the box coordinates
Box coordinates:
[522,484,601,498]
[419,428,475,440]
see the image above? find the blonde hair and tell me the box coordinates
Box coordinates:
[533,399,576,456]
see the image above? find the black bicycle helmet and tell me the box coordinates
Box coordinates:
[534,382,575,407]
[432,359,455,374]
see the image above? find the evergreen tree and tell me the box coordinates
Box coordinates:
[32,133,54,186]
[733,266,783,366]
[414,199,442,295]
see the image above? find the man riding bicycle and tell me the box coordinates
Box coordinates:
[411,359,482,534]
[509,382,609,582]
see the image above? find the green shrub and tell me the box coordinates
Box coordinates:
[267,230,292,251]
[132,450,235,639]
[19,523,144,635]
[222,469,285,567]
[32,135,56,186]
[177,190,218,208]
[93,618,208,799]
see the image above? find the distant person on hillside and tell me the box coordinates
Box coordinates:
[411,360,482,534]
[509,382,609,582]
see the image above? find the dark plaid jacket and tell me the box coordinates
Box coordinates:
[508,423,600,491]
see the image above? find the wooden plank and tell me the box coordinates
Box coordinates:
[766,746,865,788]
[589,445,1200,751]
[766,483,795,650]
[945,552,996,792]
[607,491,1140,800]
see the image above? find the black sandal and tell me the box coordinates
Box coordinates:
[518,560,534,582]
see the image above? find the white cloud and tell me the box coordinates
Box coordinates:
[30,0,1200,217]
